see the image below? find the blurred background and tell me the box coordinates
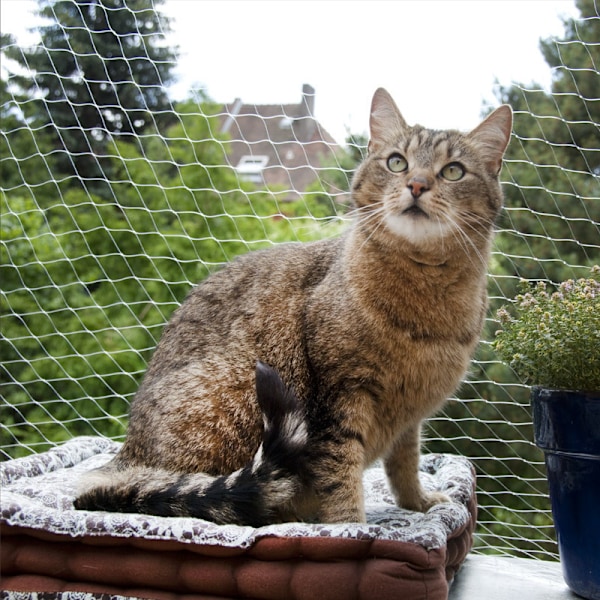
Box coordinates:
[1,0,598,561]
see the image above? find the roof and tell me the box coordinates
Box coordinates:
[218,84,341,199]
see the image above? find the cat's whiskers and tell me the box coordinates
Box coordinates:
[349,198,494,272]
[441,210,491,270]
[353,203,390,253]
[319,178,354,196]
[431,211,474,263]
[450,210,496,246]
[453,228,485,268]
[434,214,447,257]
[346,200,385,220]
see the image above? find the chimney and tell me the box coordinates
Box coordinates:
[301,84,315,117]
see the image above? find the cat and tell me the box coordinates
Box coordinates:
[75,88,512,526]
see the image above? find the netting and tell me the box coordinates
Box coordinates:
[1,0,599,562]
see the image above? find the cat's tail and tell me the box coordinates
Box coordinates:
[74,362,309,526]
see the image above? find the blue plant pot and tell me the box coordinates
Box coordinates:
[532,387,600,600]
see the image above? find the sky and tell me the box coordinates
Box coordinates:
[1,0,580,143]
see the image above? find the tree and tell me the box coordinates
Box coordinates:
[0,34,60,204]
[494,0,599,286]
[3,0,177,193]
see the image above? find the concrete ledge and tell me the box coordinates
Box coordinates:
[450,555,578,600]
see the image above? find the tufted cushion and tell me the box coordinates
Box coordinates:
[1,437,477,600]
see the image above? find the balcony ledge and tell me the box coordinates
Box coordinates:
[450,555,579,600]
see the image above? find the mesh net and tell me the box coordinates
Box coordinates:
[1,0,599,562]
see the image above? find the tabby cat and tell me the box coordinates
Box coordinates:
[75,88,512,526]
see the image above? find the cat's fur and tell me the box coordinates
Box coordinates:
[75,88,512,525]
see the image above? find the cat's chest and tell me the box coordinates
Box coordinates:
[350,351,460,461]
[354,269,485,353]
[355,333,471,453]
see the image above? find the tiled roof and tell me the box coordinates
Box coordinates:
[218,85,341,199]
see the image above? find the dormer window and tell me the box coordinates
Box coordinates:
[236,155,269,183]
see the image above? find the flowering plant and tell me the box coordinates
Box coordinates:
[493,266,600,391]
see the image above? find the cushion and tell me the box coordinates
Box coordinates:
[1,437,476,600]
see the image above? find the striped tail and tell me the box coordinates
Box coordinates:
[74,362,309,526]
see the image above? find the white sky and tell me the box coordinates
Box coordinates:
[1,0,579,143]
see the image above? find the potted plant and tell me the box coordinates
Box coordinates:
[493,266,600,600]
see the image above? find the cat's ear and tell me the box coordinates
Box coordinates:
[369,88,408,153]
[467,105,513,176]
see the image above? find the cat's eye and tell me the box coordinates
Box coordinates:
[387,153,408,173]
[440,162,465,181]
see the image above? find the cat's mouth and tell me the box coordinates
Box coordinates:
[402,203,429,218]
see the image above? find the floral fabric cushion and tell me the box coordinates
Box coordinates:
[1,437,477,600]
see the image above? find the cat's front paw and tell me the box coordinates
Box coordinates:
[401,490,451,513]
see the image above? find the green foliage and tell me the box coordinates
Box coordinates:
[0,36,60,204]
[1,190,138,455]
[2,0,177,190]
[493,267,600,391]
[494,0,599,285]
[0,94,341,458]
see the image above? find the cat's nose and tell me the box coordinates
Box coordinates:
[408,177,430,199]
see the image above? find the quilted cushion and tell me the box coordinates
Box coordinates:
[1,437,477,599]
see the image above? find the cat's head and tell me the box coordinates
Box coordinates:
[351,88,512,257]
